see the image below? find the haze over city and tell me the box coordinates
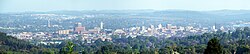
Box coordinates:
[1,0,250,54]
[1,0,250,13]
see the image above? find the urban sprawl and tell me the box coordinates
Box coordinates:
[8,22,226,45]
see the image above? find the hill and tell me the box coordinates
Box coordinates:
[0,32,58,54]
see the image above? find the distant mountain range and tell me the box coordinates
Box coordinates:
[11,10,250,18]
[3,10,250,26]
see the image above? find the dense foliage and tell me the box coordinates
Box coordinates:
[0,32,58,54]
[204,38,223,54]
[2,27,250,54]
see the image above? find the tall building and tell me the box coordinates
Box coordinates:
[100,22,104,29]
[150,25,154,29]
[158,24,163,29]
[140,26,147,33]
[74,23,85,34]
[211,25,217,31]
[141,26,146,31]
[48,19,51,27]
[166,24,172,29]
[150,25,156,35]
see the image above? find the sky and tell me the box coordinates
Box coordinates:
[1,0,250,13]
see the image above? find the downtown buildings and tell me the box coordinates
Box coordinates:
[8,21,228,45]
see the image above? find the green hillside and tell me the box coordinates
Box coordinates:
[0,32,58,54]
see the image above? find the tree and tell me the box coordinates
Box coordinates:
[236,45,250,54]
[159,45,173,54]
[204,38,223,54]
[66,42,74,54]
[59,47,67,54]
[59,41,75,54]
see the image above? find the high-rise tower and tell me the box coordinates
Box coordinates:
[158,24,163,29]
[100,22,104,29]
[48,19,51,27]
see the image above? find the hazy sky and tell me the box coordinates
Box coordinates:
[1,0,250,13]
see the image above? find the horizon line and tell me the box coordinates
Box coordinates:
[2,9,250,14]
